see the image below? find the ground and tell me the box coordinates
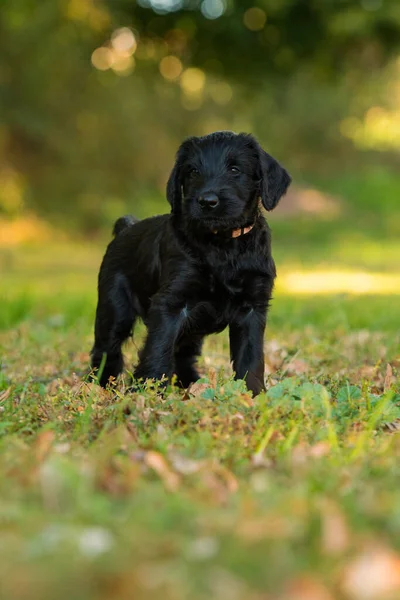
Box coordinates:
[0,172,399,600]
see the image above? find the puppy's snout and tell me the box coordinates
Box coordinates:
[198,192,219,210]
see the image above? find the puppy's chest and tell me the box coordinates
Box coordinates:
[197,269,249,316]
[207,271,244,297]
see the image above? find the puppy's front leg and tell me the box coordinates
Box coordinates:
[229,309,266,396]
[133,300,183,384]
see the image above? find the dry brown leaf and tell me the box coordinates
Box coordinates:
[199,471,230,504]
[79,382,111,401]
[239,393,254,407]
[215,464,238,494]
[168,452,204,475]
[47,378,61,396]
[73,352,90,364]
[144,451,180,492]
[384,364,395,391]
[136,395,146,411]
[319,499,349,555]
[358,365,379,379]
[98,461,141,496]
[342,545,400,599]
[125,422,138,442]
[208,367,217,388]
[0,388,11,403]
[189,382,213,398]
[309,441,331,459]
[231,412,244,421]
[292,442,330,466]
[383,420,400,433]
[35,430,55,463]
[286,358,309,375]
[194,462,238,504]
[283,576,334,600]
[251,452,274,469]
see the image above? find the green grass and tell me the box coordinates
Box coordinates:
[1,193,400,599]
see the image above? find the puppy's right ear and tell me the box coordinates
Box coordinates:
[166,158,182,215]
[167,138,196,214]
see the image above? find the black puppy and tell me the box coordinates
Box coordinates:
[91,131,291,395]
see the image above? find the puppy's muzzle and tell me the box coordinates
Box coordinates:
[198,192,219,210]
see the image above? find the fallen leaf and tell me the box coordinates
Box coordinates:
[286,359,309,375]
[309,441,331,459]
[189,382,214,398]
[231,412,244,421]
[383,420,400,433]
[215,464,238,494]
[239,393,254,407]
[292,442,330,466]
[126,422,138,442]
[47,379,61,396]
[384,364,395,391]
[342,545,400,599]
[251,452,273,469]
[283,576,334,600]
[0,388,11,403]
[35,430,55,463]
[168,452,204,475]
[208,367,217,389]
[136,395,146,411]
[144,451,180,492]
[319,499,349,555]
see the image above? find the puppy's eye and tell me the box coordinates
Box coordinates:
[189,167,200,178]
[229,166,240,174]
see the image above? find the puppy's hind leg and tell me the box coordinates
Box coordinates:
[91,273,136,387]
[174,335,203,388]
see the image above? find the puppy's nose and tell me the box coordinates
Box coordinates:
[198,192,219,210]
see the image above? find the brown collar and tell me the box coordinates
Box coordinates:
[213,223,255,238]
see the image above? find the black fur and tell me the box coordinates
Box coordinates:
[91,131,291,395]
[112,215,139,236]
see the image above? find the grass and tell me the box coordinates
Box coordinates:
[1,182,400,600]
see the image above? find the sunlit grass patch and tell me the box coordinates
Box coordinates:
[278,269,400,295]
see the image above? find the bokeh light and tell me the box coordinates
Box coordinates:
[159,55,183,81]
[243,7,267,31]
[341,106,400,150]
[91,47,114,70]
[201,0,225,20]
[112,54,135,76]
[111,27,137,55]
[180,67,206,94]
[139,0,183,13]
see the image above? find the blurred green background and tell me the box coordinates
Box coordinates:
[1,0,400,227]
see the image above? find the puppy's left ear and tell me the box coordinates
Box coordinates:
[258,148,291,211]
[166,159,182,215]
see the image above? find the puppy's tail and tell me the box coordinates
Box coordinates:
[112,215,139,236]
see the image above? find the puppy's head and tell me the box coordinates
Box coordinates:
[167,131,291,231]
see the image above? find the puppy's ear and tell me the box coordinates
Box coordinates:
[167,138,196,214]
[258,147,291,211]
[166,158,182,214]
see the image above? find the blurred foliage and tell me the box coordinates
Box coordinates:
[1,0,400,231]
[116,0,400,80]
